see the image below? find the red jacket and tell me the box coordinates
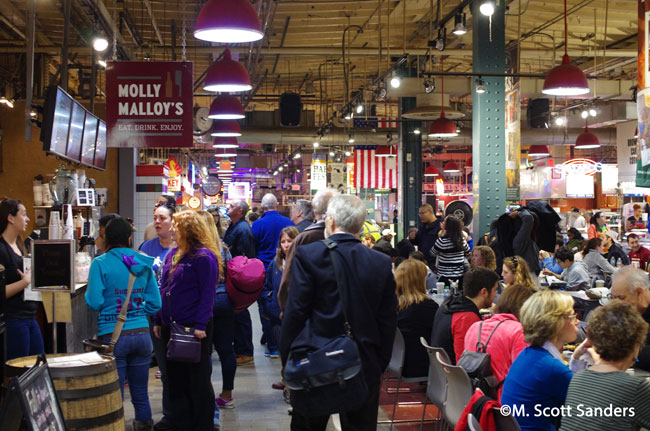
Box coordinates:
[463,313,528,401]
[455,389,500,431]
[629,246,650,271]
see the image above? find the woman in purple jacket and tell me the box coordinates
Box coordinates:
[153,210,221,431]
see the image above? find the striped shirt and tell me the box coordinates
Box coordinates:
[560,369,650,431]
[431,236,470,278]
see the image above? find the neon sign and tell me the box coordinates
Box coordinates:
[559,158,602,176]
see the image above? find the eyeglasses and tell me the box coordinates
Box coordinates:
[564,314,578,321]
[418,210,431,215]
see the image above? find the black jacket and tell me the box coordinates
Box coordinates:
[637,306,650,372]
[398,299,439,377]
[430,294,481,364]
[396,238,416,259]
[280,233,397,388]
[605,243,630,266]
[414,219,442,270]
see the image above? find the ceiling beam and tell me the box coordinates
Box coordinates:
[0,0,52,45]
[143,0,164,46]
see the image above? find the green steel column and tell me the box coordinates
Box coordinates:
[399,96,422,239]
[471,0,506,238]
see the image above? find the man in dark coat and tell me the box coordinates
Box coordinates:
[413,204,442,271]
[280,194,397,430]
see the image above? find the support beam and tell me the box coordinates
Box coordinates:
[472,0,506,238]
[61,0,70,91]
[0,0,52,46]
[399,97,422,239]
[142,0,164,46]
[25,0,34,142]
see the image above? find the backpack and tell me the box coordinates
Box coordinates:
[225,256,266,313]
[456,320,505,399]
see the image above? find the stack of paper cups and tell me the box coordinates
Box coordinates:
[33,181,42,206]
[49,211,61,240]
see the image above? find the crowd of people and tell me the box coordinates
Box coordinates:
[3,194,650,431]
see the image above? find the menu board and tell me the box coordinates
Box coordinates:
[49,89,73,157]
[0,357,66,431]
[81,113,98,165]
[31,240,74,291]
[66,102,85,162]
[94,121,107,170]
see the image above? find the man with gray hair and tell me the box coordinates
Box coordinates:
[278,188,338,311]
[290,199,314,233]
[280,194,397,428]
[610,265,650,371]
[252,193,294,269]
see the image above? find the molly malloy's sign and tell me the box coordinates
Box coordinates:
[106,61,193,148]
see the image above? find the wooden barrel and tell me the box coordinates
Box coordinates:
[5,354,124,431]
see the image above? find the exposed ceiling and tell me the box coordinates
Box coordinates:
[0,0,640,154]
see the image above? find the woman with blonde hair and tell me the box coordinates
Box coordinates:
[502,255,537,290]
[501,290,580,431]
[153,210,220,431]
[395,259,439,377]
[471,245,497,271]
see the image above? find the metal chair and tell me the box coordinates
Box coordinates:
[493,407,521,431]
[420,337,451,431]
[380,328,429,430]
[467,413,482,431]
[436,351,474,429]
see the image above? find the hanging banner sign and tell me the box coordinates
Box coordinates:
[167,177,181,192]
[310,155,327,192]
[106,61,193,148]
[163,156,183,177]
[637,88,650,187]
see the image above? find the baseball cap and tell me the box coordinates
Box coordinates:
[382,228,396,237]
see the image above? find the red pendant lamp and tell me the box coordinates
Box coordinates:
[575,120,600,149]
[528,145,551,157]
[209,95,245,120]
[213,137,239,148]
[215,148,238,158]
[424,166,440,177]
[542,0,589,96]
[375,146,396,157]
[204,49,252,93]
[443,161,460,173]
[210,120,242,137]
[194,0,263,44]
[428,57,458,138]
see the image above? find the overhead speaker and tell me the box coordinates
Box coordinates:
[262,144,273,153]
[279,92,302,127]
[527,98,550,129]
[445,200,473,225]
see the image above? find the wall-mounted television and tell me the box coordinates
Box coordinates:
[80,113,98,166]
[41,85,107,170]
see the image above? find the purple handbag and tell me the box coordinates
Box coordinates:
[166,321,202,363]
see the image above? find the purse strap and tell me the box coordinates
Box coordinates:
[109,272,137,350]
[475,320,505,353]
[323,238,353,337]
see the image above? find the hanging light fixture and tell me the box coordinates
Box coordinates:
[208,95,245,119]
[575,121,600,149]
[479,1,495,16]
[443,161,460,173]
[428,57,459,138]
[213,137,239,148]
[542,0,589,96]
[375,146,396,157]
[424,166,440,177]
[475,77,486,94]
[92,34,109,52]
[204,49,252,93]
[634,126,639,139]
[210,120,242,137]
[216,148,238,158]
[452,13,467,35]
[528,145,551,157]
[465,157,473,168]
[194,0,263,43]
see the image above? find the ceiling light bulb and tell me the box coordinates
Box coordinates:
[294,153,301,159]
[479,1,495,16]
[5,98,14,109]
[278,167,283,172]
[93,36,109,52]
[414,128,421,135]
[589,108,597,117]
[283,163,288,167]
[356,104,363,114]
[581,110,589,119]
[390,76,401,88]
[98,60,107,68]
[555,116,565,126]
[348,137,355,144]
[452,13,467,35]
[329,151,335,156]
[475,78,486,94]
[313,142,319,148]
[345,151,351,157]
[344,112,353,120]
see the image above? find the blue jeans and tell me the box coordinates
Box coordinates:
[6,317,44,360]
[213,293,236,391]
[102,331,154,422]
[149,318,173,425]
[233,309,253,356]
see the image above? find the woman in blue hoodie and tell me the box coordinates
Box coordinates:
[153,210,220,431]
[86,217,161,431]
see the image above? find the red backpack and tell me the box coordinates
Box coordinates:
[225,256,266,313]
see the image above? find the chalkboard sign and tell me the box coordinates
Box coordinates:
[0,356,67,431]
[32,240,75,291]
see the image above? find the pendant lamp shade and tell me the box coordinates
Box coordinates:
[428,112,459,137]
[194,0,263,43]
[215,149,238,158]
[213,137,239,148]
[443,161,460,173]
[375,146,396,157]
[465,157,473,168]
[210,120,242,137]
[424,166,440,177]
[204,49,252,93]
[528,145,551,156]
[575,126,600,149]
[209,95,245,120]
[542,55,589,96]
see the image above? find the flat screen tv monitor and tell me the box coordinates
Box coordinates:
[80,113,98,166]
[66,102,85,162]
[93,121,107,170]
[40,86,74,161]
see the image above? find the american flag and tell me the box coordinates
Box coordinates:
[354,148,398,189]
[352,117,399,129]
